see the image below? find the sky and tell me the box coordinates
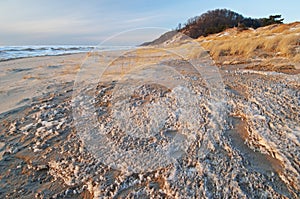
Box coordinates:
[0,0,299,46]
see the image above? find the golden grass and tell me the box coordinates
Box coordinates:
[294,53,300,63]
[198,22,300,66]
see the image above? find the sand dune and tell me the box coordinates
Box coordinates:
[198,22,300,74]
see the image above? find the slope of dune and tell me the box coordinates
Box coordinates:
[197,22,300,74]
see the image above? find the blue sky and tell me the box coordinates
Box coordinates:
[0,0,299,45]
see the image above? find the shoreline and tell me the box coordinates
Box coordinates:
[0,45,136,62]
[0,52,87,63]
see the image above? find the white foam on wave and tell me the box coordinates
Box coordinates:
[0,45,134,61]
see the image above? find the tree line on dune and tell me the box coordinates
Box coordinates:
[177,9,284,38]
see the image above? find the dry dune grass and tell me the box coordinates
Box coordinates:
[197,22,300,73]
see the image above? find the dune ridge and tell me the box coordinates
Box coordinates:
[198,22,300,74]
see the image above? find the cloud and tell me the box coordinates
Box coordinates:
[0,0,176,45]
[1,17,86,34]
[124,15,164,24]
[95,28,168,46]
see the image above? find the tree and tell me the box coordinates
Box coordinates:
[260,15,284,26]
[176,23,182,31]
[179,9,244,38]
[178,9,284,38]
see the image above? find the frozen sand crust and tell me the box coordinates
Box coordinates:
[0,52,125,115]
[0,45,299,198]
[72,39,227,174]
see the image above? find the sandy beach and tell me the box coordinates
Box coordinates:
[0,54,87,114]
[0,35,299,198]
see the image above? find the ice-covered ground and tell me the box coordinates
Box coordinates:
[0,44,299,198]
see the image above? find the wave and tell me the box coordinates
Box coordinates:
[0,45,134,61]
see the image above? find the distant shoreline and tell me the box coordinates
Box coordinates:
[0,52,85,62]
[0,45,135,62]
